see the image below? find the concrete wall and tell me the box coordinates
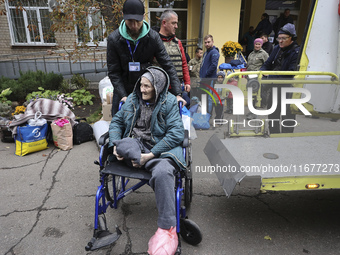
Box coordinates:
[204,0,242,68]
[248,0,266,30]
[187,0,200,41]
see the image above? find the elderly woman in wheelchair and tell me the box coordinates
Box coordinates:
[86,67,202,254]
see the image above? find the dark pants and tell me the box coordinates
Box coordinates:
[182,92,190,108]
[145,158,178,229]
[111,92,122,117]
[226,98,233,113]
[267,86,296,134]
[214,103,224,119]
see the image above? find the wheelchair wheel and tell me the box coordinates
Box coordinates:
[184,178,192,211]
[105,175,122,204]
[180,218,202,245]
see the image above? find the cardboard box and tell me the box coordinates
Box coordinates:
[106,92,113,104]
[102,102,112,121]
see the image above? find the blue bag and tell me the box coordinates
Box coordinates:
[15,123,48,156]
[192,113,211,130]
[181,106,191,117]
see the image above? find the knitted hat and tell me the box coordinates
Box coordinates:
[142,72,154,86]
[141,67,167,102]
[278,23,297,38]
[254,38,263,46]
[217,71,225,78]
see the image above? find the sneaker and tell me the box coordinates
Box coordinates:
[147,226,178,255]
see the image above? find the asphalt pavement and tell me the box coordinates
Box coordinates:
[1,114,340,255]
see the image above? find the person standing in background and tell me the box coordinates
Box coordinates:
[241,26,255,57]
[188,47,203,87]
[200,34,220,115]
[260,23,300,134]
[260,33,274,55]
[273,9,294,44]
[254,13,273,38]
[158,10,191,106]
[247,38,269,71]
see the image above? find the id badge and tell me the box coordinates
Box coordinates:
[129,62,140,72]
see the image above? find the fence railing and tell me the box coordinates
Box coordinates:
[0,47,108,80]
[0,38,200,80]
[181,38,199,60]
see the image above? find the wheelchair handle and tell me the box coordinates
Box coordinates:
[118,101,124,111]
[179,101,183,117]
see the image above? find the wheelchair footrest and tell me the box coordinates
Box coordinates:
[85,227,122,251]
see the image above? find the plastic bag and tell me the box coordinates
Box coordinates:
[27,111,47,126]
[182,115,197,140]
[148,227,178,255]
[98,76,114,103]
[192,113,211,130]
[15,123,48,156]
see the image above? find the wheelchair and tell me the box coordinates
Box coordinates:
[85,103,202,254]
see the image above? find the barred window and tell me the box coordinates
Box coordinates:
[76,8,106,46]
[7,0,55,45]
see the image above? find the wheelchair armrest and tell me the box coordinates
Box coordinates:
[182,130,189,148]
[98,132,109,146]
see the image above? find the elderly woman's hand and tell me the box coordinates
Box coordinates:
[132,152,155,168]
[113,146,124,161]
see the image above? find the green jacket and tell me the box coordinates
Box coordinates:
[188,57,202,78]
[108,67,186,170]
[247,48,269,71]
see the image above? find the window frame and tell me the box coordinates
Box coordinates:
[75,7,107,47]
[6,0,56,46]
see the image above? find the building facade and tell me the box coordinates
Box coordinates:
[0,0,312,78]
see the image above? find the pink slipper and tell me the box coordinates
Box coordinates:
[147,226,178,255]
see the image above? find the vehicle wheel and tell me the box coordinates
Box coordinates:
[180,219,202,245]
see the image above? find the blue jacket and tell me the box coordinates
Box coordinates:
[260,41,300,79]
[108,67,186,170]
[200,46,220,78]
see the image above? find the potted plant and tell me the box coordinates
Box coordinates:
[221,41,243,63]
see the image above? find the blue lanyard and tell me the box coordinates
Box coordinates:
[126,40,140,62]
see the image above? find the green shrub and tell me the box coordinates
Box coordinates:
[70,74,90,90]
[70,89,95,105]
[25,87,60,102]
[0,88,12,105]
[0,76,11,89]
[42,72,64,91]
[0,71,64,102]
[0,80,25,102]
[0,102,12,117]
[60,79,72,93]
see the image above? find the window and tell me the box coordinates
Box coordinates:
[148,0,188,40]
[76,8,106,46]
[6,0,55,45]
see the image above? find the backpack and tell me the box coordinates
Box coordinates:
[73,118,94,145]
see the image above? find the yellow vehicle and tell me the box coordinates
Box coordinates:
[204,0,340,196]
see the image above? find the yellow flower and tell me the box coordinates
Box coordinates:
[222,41,243,58]
[12,105,26,116]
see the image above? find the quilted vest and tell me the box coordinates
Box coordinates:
[163,39,183,79]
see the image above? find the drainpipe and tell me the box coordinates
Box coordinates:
[198,0,206,48]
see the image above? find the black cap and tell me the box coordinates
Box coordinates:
[123,0,144,21]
